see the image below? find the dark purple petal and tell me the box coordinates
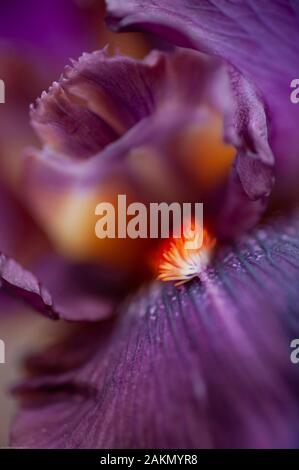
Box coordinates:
[0,250,119,321]
[10,211,299,448]
[30,253,129,322]
[23,48,273,240]
[106,0,299,192]
[0,253,58,319]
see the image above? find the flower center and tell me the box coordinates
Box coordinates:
[157,229,216,286]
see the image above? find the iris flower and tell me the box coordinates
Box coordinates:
[1,0,299,448]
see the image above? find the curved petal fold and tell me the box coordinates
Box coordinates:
[10,211,299,448]
[106,0,299,191]
[0,253,58,319]
[24,48,273,245]
[0,250,119,321]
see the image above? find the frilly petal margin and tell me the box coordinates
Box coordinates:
[106,0,299,191]
[10,211,299,448]
[24,48,274,240]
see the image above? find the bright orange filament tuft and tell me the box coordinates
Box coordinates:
[157,229,216,286]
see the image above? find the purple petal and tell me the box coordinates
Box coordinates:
[31,76,119,160]
[0,253,58,319]
[23,48,273,240]
[10,211,299,448]
[0,249,119,321]
[30,253,128,322]
[106,0,299,191]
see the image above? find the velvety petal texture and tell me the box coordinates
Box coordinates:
[11,212,299,448]
[23,48,273,243]
[106,0,299,191]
